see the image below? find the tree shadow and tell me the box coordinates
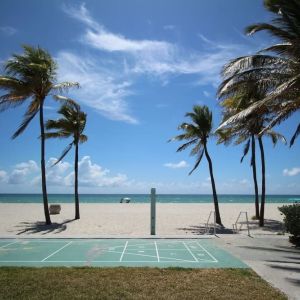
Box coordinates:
[269,264,300,273]
[244,219,284,233]
[286,277,300,286]
[15,219,76,235]
[266,259,300,265]
[238,245,300,254]
[177,224,236,235]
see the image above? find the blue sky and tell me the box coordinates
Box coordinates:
[0,0,299,194]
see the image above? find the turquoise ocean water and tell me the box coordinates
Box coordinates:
[0,194,299,204]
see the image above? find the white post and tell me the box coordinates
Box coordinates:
[150,188,156,235]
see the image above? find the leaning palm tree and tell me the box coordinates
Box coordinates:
[217,0,300,145]
[45,103,87,219]
[170,105,222,226]
[0,45,79,225]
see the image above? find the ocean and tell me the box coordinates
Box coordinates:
[0,194,299,204]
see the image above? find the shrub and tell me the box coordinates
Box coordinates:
[278,204,300,246]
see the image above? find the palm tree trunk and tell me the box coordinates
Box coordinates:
[39,99,51,225]
[251,135,259,219]
[204,143,222,226]
[258,137,266,227]
[74,142,80,219]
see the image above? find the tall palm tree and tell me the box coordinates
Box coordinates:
[218,80,286,226]
[217,0,300,146]
[170,105,222,226]
[45,102,87,219]
[0,45,79,225]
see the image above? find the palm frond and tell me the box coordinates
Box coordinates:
[264,130,287,146]
[52,95,79,107]
[44,132,72,139]
[240,139,251,163]
[52,82,80,93]
[52,142,74,166]
[12,107,39,139]
[188,149,204,175]
[176,139,198,152]
[290,123,300,146]
[245,23,295,41]
[79,134,88,144]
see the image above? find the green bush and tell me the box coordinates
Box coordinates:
[278,204,300,246]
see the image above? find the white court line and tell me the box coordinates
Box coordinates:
[0,241,18,249]
[196,242,218,263]
[0,260,199,263]
[102,249,195,263]
[182,241,198,262]
[119,241,128,262]
[41,241,73,262]
[154,241,160,262]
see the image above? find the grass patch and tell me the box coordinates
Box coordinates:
[0,267,286,299]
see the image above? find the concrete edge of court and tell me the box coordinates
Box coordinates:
[0,235,216,240]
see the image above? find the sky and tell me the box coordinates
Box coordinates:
[0,0,299,194]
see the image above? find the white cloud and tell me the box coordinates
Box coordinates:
[283,167,300,177]
[45,158,72,186]
[164,160,189,169]
[57,51,138,124]
[63,3,254,88]
[64,3,173,54]
[163,25,176,31]
[15,160,39,172]
[0,26,17,36]
[30,156,128,188]
[0,170,7,182]
[203,91,210,97]
[65,156,128,187]
[8,160,38,184]
[239,179,249,185]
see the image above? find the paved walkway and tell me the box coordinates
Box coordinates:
[216,234,300,300]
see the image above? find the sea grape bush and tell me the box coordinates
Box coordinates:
[278,204,300,246]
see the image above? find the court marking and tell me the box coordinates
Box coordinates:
[183,241,199,262]
[0,240,216,264]
[41,241,73,262]
[0,239,238,267]
[197,242,218,263]
[0,241,18,249]
[154,242,160,262]
[119,241,128,262]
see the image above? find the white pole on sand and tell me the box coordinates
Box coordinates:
[150,188,156,235]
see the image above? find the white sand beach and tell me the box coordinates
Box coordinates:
[0,203,285,237]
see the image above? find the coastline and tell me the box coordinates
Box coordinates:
[0,203,285,237]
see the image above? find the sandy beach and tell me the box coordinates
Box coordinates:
[0,203,285,237]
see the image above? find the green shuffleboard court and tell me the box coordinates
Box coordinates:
[0,239,247,268]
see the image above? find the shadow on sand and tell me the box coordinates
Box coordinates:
[177,224,235,235]
[178,218,285,236]
[15,219,76,235]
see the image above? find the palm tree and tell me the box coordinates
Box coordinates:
[217,125,260,219]
[217,0,300,146]
[45,102,87,219]
[0,45,79,225]
[217,81,286,226]
[170,105,222,226]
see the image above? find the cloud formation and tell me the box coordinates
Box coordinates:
[65,156,128,187]
[57,51,137,124]
[164,160,189,169]
[58,3,255,124]
[8,160,38,184]
[0,26,17,36]
[0,170,7,182]
[283,167,300,177]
